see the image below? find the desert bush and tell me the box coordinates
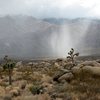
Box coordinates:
[29,84,44,95]
[18,66,33,74]
[70,77,100,99]
[22,71,42,84]
[47,68,59,77]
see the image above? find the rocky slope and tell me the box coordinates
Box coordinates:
[0,57,100,100]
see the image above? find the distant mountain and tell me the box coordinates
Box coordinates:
[43,18,71,24]
[0,16,100,58]
[0,15,60,58]
[42,18,98,25]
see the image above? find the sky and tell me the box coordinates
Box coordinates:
[0,0,100,18]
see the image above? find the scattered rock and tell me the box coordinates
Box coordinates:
[0,59,100,99]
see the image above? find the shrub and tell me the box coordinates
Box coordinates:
[29,85,44,95]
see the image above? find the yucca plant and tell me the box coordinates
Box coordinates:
[3,55,16,85]
[67,48,79,69]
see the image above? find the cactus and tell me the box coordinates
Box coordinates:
[3,55,16,85]
[67,48,79,69]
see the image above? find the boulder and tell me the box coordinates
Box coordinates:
[72,67,82,75]
[58,72,74,82]
[56,58,63,62]
[81,61,100,67]
[53,70,70,82]
[96,59,100,63]
[83,66,100,76]
[72,65,100,77]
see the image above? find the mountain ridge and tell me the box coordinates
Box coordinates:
[0,15,99,58]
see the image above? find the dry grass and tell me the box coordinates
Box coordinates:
[0,59,100,100]
[69,77,100,100]
[43,66,60,77]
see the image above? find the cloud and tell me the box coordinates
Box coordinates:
[0,0,100,18]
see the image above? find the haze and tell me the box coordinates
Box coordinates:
[0,0,100,59]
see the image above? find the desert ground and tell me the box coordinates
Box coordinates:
[0,55,100,100]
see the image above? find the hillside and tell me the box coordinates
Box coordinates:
[0,16,100,58]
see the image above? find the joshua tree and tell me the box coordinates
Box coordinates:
[67,48,79,69]
[3,55,16,85]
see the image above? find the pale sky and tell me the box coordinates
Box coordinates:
[0,0,100,18]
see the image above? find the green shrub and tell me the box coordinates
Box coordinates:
[29,85,44,95]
